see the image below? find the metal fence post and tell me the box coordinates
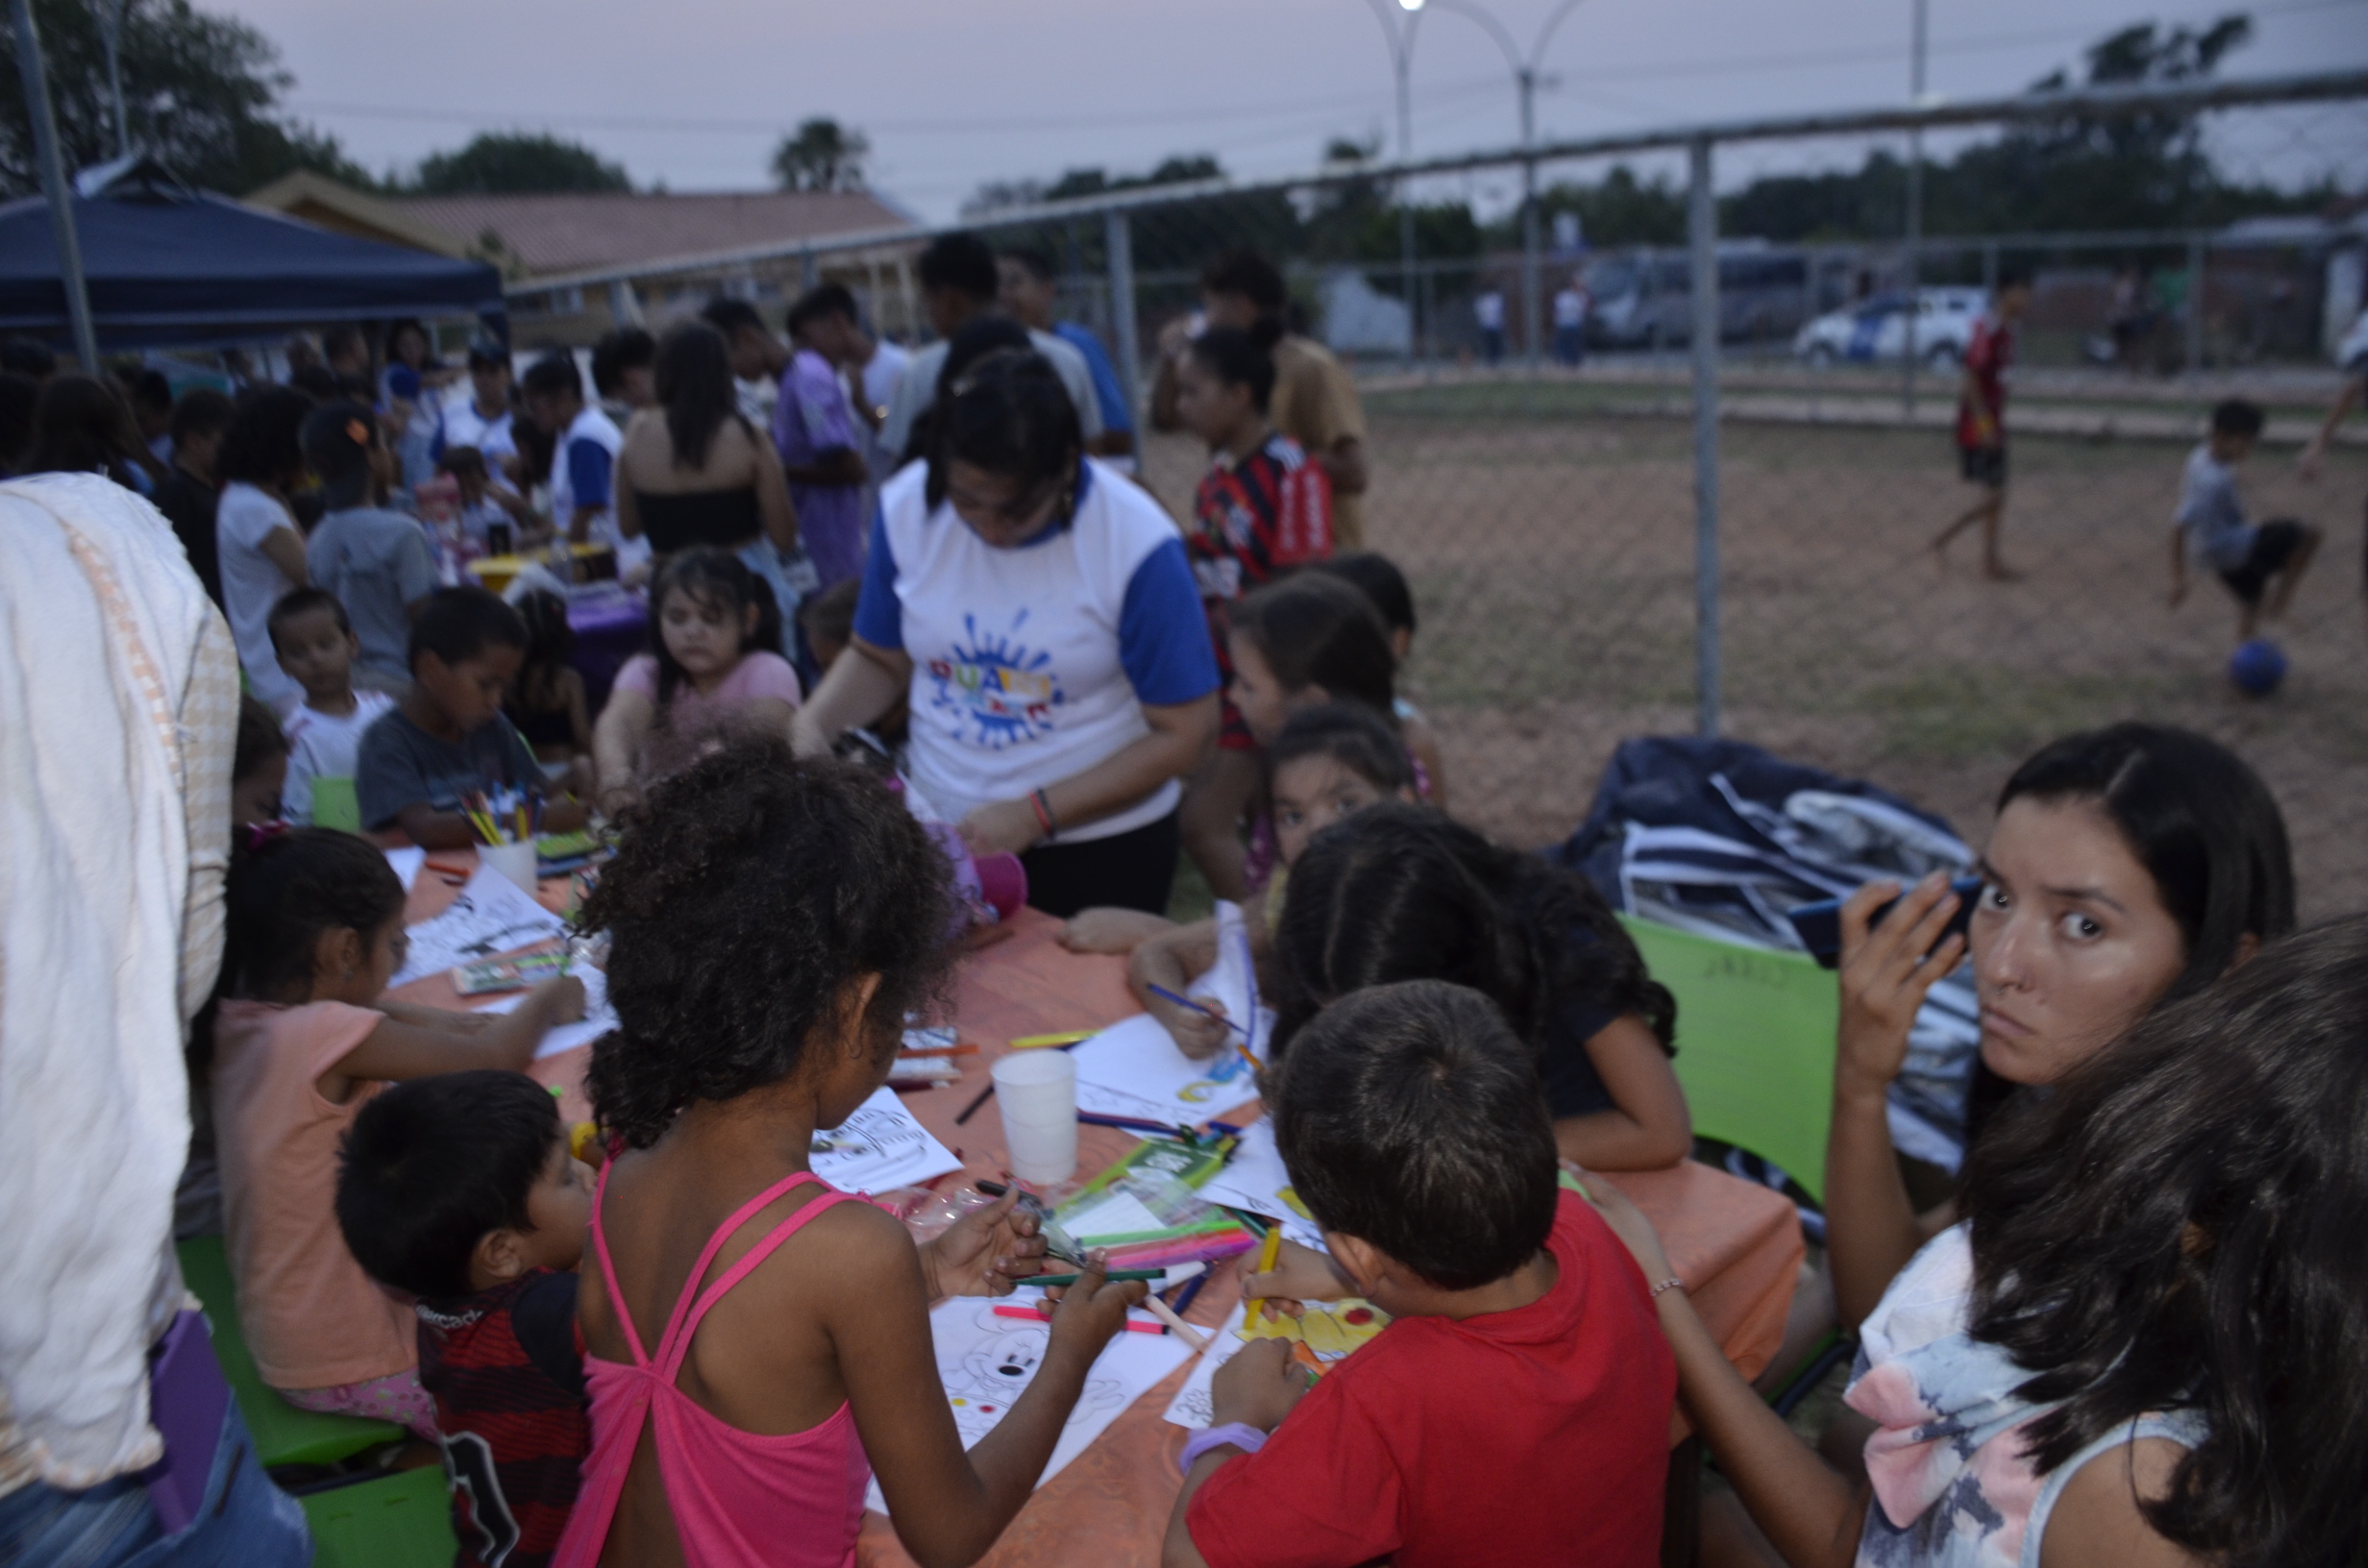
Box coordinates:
[1521,154,1543,367]
[2184,233,2206,375]
[11,0,98,370]
[1688,135,1722,739]
[1105,208,1144,432]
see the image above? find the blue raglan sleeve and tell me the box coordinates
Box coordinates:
[851,506,903,650]
[1117,538,1219,706]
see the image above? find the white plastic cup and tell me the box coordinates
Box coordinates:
[481,841,540,897]
[992,1049,1078,1185]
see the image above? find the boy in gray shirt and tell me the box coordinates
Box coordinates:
[302,402,439,690]
[2170,399,2320,645]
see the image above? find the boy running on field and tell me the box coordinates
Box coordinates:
[1933,272,2033,582]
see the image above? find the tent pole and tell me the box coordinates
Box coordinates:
[10,0,98,369]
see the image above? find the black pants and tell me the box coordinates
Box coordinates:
[1020,810,1181,919]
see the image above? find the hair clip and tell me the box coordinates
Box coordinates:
[243,820,291,853]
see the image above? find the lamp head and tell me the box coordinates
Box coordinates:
[1399,0,1425,11]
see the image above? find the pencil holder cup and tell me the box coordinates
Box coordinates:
[482,841,539,897]
[992,1049,1078,1185]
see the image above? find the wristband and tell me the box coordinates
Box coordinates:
[1649,1276,1686,1299]
[1029,788,1057,839]
[1178,1422,1267,1475]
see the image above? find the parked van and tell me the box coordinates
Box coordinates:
[1584,244,1815,349]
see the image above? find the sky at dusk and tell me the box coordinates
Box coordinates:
[228,0,2367,219]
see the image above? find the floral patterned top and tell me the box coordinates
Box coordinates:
[1845,1224,2207,1568]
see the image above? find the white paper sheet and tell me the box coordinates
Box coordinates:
[383,845,426,894]
[1069,1014,1263,1126]
[866,1295,1195,1515]
[1196,1119,1326,1250]
[473,968,617,1060]
[392,864,566,988]
[808,1087,964,1194]
[1161,1302,1251,1430]
[1191,900,1272,1057]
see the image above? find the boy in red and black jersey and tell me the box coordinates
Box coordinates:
[1933,273,2032,582]
[1170,324,1334,899]
[338,1071,595,1568]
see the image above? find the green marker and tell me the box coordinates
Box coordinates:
[1024,1268,1167,1287]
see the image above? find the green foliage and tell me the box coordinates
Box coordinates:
[1514,165,1688,249]
[413,133,629,196]
[0,0,370,198]
[770,118,868,192]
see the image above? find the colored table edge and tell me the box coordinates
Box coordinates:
[390,897,1802,1568]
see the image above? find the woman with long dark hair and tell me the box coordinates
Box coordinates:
[18,373,152,492]
[794,348,1221,917]
[613,321,802,614]
[1594,914,2368,1568]
[1270,802,1692,1170]
[1824,723,2295,1333]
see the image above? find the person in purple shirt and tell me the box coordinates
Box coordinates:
[703,295,869,589]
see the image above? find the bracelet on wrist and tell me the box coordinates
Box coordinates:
[1028,788,1057,840]
[1650,1276,1686,1299]
[1178,1422,1267,1475]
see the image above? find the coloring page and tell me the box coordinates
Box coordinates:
[807,1087,964,1193]
[392,863,566,988]
[1163,1298,1390,1430]
[1070,1014,1264,1125]
[865,1296,1193,1515]
[1195,1119,1327,1250]
[383,845,425,894]
[1162,1303,1250,1430]
[472,966,616,1060]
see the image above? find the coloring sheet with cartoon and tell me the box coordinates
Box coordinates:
[1070,903,1272,1125]
[471,966,618,1060]
[807,1087,965,1193]
[865,1296,1195,1515]
[1163,1298,1391,1430]
[392,862,566,987]
[1194,1119,1326,1250]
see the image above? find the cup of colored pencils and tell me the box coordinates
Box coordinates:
[468,787,544,895]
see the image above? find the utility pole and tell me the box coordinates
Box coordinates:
[1901,0,1927,421]
[11,0,100,369]
[94,0,132,157]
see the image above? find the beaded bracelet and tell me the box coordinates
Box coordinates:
[1650,1277,1686,1299]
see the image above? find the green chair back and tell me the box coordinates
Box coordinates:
[175,1237,405,1470]
[310,776,361,833]
[1620,916,1839,1204]
[303,1463,459,1568]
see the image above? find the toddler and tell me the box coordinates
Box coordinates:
[1162,981,1675,1567]
[337,1070,595,1568]
[557,739,1145,1565]
[356,586,589,848]
[232,694,289,828]
[272,587,395,824]
[210,827,583,1433]
[590,547,801,815]
[2169,398,2323,646]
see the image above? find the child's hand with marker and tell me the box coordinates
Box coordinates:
[1239,1237,1357,1320]
[1210,1338,1314,1435]
[1040,1251,1152,1359]
[917,1187,1051,1301]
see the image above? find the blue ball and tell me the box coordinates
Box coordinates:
[2229,638,2287,697]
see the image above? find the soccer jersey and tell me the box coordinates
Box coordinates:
[415,1269,589,1568]
[1956,318,2012,452]
[1187,433,1332,605]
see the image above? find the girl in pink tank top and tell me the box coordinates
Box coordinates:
[555,742,1147,1568]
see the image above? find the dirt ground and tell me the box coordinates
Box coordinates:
[1138,406,2368,920]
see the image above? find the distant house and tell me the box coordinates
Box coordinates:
[245,171,924,347]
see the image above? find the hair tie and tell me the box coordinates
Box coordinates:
[346,418,369,447]
[242,820,290,854]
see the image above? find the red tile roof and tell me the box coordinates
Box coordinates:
[388,189,912,280]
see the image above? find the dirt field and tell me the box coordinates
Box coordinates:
[1138,397,2368,920]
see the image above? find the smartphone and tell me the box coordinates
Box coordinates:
[1788,875,1983,970]
[486,521,513,557]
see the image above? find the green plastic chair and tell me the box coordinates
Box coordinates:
[302,1463,459,1568]
[1619,916,1839,1204]
[310,776,361,833]
[174,1238,405,1470]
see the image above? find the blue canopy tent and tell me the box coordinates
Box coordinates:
[0,173,505,352]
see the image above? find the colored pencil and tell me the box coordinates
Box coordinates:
[953,1081,996,1125]
[1145,985,1262,1079]
[1076,1111,1183,1137]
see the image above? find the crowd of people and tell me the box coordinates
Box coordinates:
[1,228,2364,1568]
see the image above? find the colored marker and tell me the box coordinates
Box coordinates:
[1009,1030,1095,1049]
[991,1303,1171,1335]
[1022,1268,1167,1287]
[1243,1224,1284,1326]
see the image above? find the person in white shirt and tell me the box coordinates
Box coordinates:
[796,348,1218,918]
[1474,288,1508,365]
[2168,398,2322,646]
[877,232,1105,464]
[521,352,634,570]
[433,338,522,485]
[1552,278,1591,366]
[212,385,315,716]
[268,587,398,823]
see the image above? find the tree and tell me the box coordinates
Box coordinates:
[770,118,868,192]
[414,133,630,195]
[0,0,369,198]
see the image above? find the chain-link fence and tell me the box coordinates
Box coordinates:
[533,68,2368,918]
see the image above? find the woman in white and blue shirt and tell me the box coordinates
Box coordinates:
[795,349,1219,917]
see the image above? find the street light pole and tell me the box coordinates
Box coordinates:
[11,0,100,370]
[1901,0,1927,419]
[1406,0,1590,367]
[1366,0,1424,362]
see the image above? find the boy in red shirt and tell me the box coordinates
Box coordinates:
[1933,272,2033,582]
[1162,980,1676,1568]
[336,1070,596,1568]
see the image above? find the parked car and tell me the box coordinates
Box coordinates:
[1793,287,1988,367]
[1586,245,1816,349]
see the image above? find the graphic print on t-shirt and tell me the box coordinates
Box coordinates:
[924,609,1069,749]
